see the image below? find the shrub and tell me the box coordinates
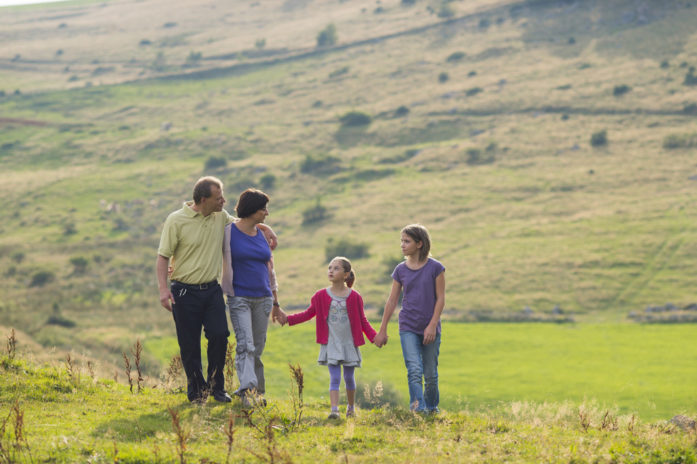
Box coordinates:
[401,0,416,5]
[163,22,177,28]
[30,270,55,287]
[590,130,608,147]
[568,37,576,44]
[660,60,669,69]
[300,154,341,174]
[663,133,697,149]
[683,103,697,115]
[466,147,495,165]
[394,105,410,117]
[302,199,330,226]
[684,68,697,86]
[339,111,372,127]
[11,252,24,264]
[446,51,465,62]
[325,238,369,261]
[438,72,449,83]
[70,256,89,274]
[478,18,490,29]
[468,70,477,77]
[185,51,202,66]
[204,156,227,170]
[613,84,631,96]
[259,173,276,190]
[329,66,350,78]
[466,87,483,96]
[255,38,266,49]
[316,24,337,47]
[139,39,152,46]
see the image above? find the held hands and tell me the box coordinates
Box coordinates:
[272,305,288,326]
[373,331,388,348]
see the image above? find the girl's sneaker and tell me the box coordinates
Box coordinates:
[346,406,355,418]
[328,411,340,419]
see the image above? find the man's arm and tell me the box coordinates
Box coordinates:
[156,254,174,312]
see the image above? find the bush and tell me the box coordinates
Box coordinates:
[328,66,350,78]
[300,154,341,174]
[394,105,410,117]
[684,103,697,115]
[401,0,416,5]
[325,238,370,261]
[684,68,697,86]
[69,256,89,274]
[259,173,276,190]
[30,270,55,287]
[185,51,202,66]
[660,60,669,69]
[204,156,227,170]
[302,199,330,226]
[466,87,483,96]
[139,39,152,46]
[466,147,495,165]
[590,130,608,147]
[663,133,697,149]
[613,84,631,96]
[316,24,337,47]
[446,51,465,62]
[438,72,449,83]
[339,111,372,127]
[255,38,266,49]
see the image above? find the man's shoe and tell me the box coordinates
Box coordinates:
[213,390,232,403]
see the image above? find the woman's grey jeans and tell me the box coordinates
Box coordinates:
[227,295,273,395]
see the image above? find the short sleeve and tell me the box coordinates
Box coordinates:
[391,264,402,284]
[157,215,178,258]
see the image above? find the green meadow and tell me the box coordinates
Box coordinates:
[146,322,697,422]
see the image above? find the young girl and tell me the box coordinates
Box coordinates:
[374,224,445,413]
[282,257,377,419]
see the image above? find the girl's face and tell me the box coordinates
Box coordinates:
[327,260,347,284]
[400,232,422,257]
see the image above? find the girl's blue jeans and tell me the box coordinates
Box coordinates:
[399,331,440,412]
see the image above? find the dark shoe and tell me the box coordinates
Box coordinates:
[213,390,232,403]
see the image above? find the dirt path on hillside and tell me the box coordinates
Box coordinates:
[0,117,48,126]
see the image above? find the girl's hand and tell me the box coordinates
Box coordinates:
[374,332,388,348]
[423,324,437,345]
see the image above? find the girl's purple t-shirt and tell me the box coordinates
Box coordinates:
[392,258,445,334]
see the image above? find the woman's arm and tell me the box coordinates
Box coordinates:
[423,271,445,345]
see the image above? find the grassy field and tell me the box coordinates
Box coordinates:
[1,338,696,463]
[139,322,697,422]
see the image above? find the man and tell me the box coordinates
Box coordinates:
[156,176,276,403]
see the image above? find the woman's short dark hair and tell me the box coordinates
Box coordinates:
[235,188,269,218]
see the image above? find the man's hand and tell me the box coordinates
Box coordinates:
[159,288,175,312]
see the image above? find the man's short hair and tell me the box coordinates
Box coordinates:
[193,176,223,204]
[235,188,269,218]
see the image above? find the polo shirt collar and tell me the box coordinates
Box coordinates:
[183,201,201,217]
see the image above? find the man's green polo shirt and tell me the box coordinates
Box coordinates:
[158,202,235,285]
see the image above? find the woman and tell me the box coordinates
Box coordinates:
[221,188,285,405]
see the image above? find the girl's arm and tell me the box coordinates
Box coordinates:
[356,294,377,342]
[374,280,402,347]
[423,271,445,345]
[286,296,318,326]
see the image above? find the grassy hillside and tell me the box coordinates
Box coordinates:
[1,339,696,463]
[1,0,697,370]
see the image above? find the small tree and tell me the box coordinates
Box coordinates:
[590,130,608,147]
[316,24,337,47]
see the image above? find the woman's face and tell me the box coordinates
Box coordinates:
[251,204,269,224]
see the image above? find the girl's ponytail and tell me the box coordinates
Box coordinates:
[346,269,356,288]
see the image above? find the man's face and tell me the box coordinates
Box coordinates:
[201,186,225,215]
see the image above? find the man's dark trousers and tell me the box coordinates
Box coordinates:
[171,281,229,402]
